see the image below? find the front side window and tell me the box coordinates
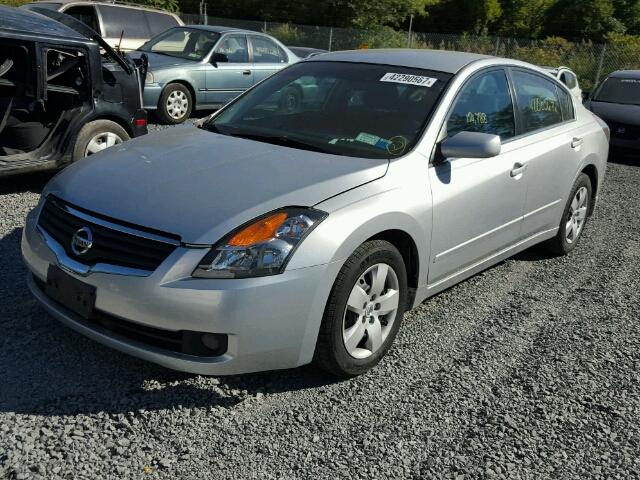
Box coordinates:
[512,70,564,133]
[446,70,515,140]
[250,36,286,63]
[203,62,452,159]
[140,28,220,61]
[593,77,640,106]
[215,36,249,63]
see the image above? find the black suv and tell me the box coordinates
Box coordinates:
[0,6,148,177]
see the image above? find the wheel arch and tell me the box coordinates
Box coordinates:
[367,229,419,290]
[162,80,197,106]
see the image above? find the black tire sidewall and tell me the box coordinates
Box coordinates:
[158,84,193,125]
[557,173,592,254]
[72,120,129,161]
[318,240,408,376]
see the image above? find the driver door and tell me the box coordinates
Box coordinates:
[428,69,527,286]
[205,35,253,106]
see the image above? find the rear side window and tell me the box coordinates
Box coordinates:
[250,36,287,63]
[446,69,516,140]
[145,11,180,37]
[512,70,564,133]
[98,5,150,39]
[63,5,99,33]
[556,86,574,121]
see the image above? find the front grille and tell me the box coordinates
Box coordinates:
[38,196,179,272]
[609,121,640,140]
[33,276,228,357]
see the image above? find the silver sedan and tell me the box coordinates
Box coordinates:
[22,49,609,377]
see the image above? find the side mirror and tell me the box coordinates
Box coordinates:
[440,131,501,159]
[210,52,228,67]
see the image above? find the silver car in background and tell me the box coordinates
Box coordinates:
[22,49,609,377]
[132,26,298,124]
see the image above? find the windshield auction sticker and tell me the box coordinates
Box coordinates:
[380,73,437,87]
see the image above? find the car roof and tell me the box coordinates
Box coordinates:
[305,49,491,74]
[0,5,86,40]
[30,0,176,13]
[183,24,265,35]
[608,70,640,79]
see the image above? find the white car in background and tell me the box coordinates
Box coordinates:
[544,66,582,102]
[22,0,183,52]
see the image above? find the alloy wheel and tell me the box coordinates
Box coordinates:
[342,263,400,359]
[84,132,123,157]
[565,186,589,244]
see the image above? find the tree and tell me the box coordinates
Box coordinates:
[497,0,556,38]
[411,0,502,35]
[542,0,625,41]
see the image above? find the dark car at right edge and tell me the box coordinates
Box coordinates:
[585,70,640,153]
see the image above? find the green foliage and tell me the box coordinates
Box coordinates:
[0,0,31,6]
[128,0,180,13]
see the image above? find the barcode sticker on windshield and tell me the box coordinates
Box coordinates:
[380,73,437,87]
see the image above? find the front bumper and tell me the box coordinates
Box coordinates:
[21,206,339,375]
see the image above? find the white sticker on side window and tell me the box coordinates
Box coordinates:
[380,72,437,87]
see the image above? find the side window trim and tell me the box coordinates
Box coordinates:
[507,66,577,141]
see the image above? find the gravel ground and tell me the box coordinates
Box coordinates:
[0,134,638,479]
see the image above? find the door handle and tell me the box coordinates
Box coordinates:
[510,162,527,177]
[242,70,251,75]
[571,137,584,148]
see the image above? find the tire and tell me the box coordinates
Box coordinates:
[157,83,193,124]
[313,240,409,377]
[72,120,129,161]
[543,173,592,255]
[279,85,302,113]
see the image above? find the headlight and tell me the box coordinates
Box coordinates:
[145,71,154,84]
[192,208,327,279]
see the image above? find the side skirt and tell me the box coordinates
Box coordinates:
[412,227,559,308]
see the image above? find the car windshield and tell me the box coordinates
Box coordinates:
[594,77,640,106]
[140,27,220,61]
[202,61,452,159]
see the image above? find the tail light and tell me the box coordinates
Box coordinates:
[133,109,147,128]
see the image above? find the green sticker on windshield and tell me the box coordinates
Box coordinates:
[355,132,380,146]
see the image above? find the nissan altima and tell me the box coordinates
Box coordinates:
[22,49,609,377]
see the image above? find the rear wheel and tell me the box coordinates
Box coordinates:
[72,120,129,161]
[543,173,592,255]
[158,83,193,124]
[313,240,408,377]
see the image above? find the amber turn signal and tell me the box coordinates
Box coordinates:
[227,212,288,247]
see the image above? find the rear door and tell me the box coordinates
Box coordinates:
[205,34,253,106]
[248,35,289,84]
[508,68,585,236]
[428,69,527,285]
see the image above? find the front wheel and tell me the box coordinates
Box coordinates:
[313,240,408,377]
[543,173,592,255]
[72,120,129,161]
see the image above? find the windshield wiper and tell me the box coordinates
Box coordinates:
[227,132,339,155]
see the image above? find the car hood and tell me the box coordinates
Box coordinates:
[587,101,640,126]
[44,126,388,244]
[129,51,198,70]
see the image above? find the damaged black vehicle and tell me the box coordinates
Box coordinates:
[0,6,148,177]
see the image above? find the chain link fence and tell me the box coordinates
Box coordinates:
[181,14,640,91]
